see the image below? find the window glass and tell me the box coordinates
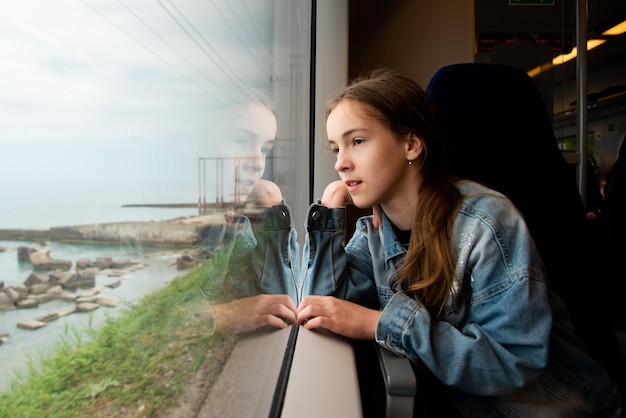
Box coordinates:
[0,0,310,414]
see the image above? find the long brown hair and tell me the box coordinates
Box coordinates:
[326,69,462,319]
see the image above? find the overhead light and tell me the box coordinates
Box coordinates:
[527,63,553,78]
[602,20,626,36]
[527,39,607,77]
[552,39,607,65]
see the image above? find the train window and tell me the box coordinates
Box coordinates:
[0,0,312,415]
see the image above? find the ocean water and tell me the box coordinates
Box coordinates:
[0,180,200,229]
[0,180,203,392]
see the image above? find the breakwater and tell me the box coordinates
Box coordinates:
[0,215,220,248]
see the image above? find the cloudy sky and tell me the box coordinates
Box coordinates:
[0,0,273,186]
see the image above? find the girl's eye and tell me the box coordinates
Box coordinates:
[232,137,247,147]
[353,138,364,146]
[331,146,340,154]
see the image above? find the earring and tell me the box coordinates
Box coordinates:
[408,160,412,165]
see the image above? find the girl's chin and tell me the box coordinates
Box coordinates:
[350,198,374,209]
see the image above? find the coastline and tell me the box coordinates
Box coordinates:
[0,208,226,393]
[0,211,224,248]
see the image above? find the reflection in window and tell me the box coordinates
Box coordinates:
[0,0,310,415]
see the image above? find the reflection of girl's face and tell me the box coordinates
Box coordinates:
[210,101,277,205]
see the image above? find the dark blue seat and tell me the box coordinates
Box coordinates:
[425,62,620,376]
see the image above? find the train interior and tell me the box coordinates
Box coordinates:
[341,1,626,416]
[1,1,625,417]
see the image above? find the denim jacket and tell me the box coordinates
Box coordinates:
[301,180,623,417]
[200,202,300,303]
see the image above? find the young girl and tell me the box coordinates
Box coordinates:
[297,69,623,416]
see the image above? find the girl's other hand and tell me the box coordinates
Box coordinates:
[296,295,380,340]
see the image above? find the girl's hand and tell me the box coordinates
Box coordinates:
[320,181,382,229]
[320,180,351,208]
[249,179,283,207]
[296,295,380,340]
[211,294,297,334]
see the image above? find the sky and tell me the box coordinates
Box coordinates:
[0,0,273,185]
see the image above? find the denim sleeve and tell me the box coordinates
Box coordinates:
[206,202,300,303]
[248,203,300,301]
[301,204,379,308]
[300,203,346,297]
[375,209,552,396]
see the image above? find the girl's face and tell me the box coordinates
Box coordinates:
[211,101,277,205]
[326,100,420,211]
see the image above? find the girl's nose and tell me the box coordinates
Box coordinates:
[334,150,352,172]
[243,151,265,173]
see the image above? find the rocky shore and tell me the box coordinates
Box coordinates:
[0,212,225,350]
[0,257,145,328]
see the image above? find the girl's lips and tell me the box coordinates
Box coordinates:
[236,178,257,193]
[345,180,362,193]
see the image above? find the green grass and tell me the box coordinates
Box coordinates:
[0,250,234,418]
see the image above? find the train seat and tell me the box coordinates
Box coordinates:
[425,62,620,378]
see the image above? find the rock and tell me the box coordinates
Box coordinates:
[0,333,9,345]
[111,259,134,269]
[24,273,48,286]
[16,298,39,309]
[28,283,49,295]
[48,272,69,286]
[50,270,96,290]
[177,254,198,270]
[105,279,122,288]
[33,292,56,303]
[17,246,37,262]
[36,312,59,322]
[94,294,118,307]
[58,292,78,302]
[53,307,76,317]
[78,288,101,298]
[76,302,100,312]
[17,320,47,330]
[104,269,125,277]
[12,286,28,301]
[46,285,63,296]
[76,258,92,269]
[0,292,15,310]
[29,249,72,271]
[53,272,79,290]
[76,296,96,304]
[94,257,113,269]
[76,271,96,288]
[3,287,22,304]
[128,263,146,271]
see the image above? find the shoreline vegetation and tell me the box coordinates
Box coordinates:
[0,247,235,417]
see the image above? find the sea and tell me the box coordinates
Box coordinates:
[0,180,202,393]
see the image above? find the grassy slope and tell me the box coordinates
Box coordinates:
[0,251,234,418]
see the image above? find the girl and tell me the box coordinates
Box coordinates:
[297,69,623,416]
